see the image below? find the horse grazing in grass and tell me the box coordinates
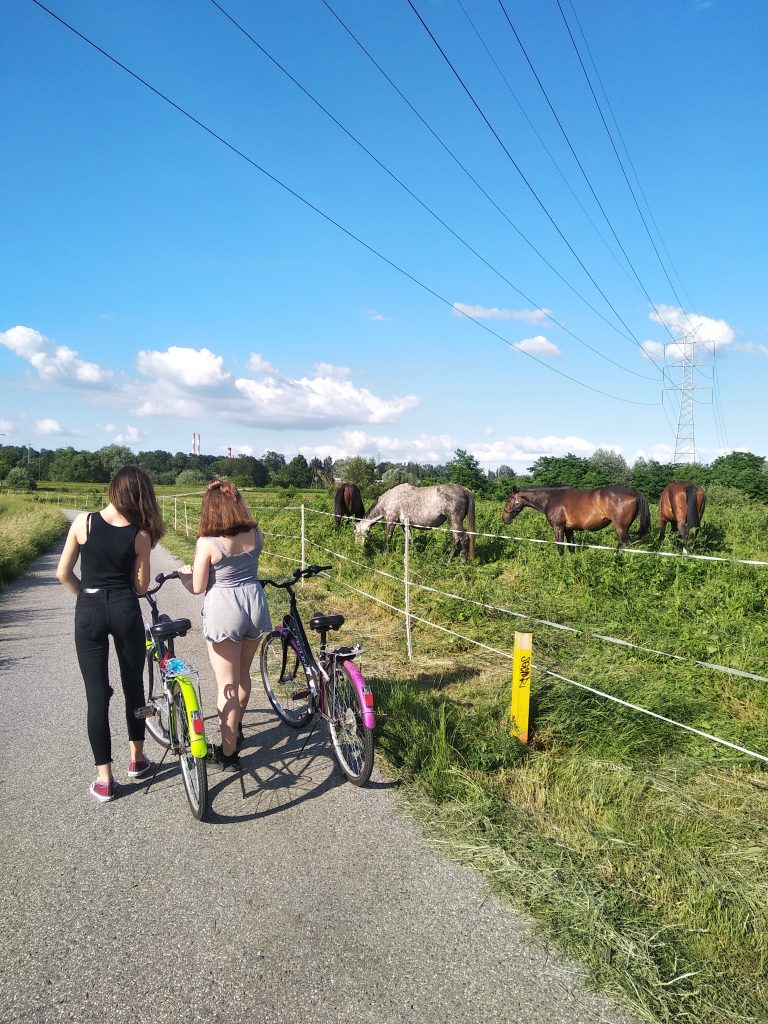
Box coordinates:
[334,483,366,529]
[502,485,650,554]
[355,483,476,563]
[658,482,705,551]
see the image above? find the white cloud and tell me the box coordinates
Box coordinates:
[1,325,114,386]
[113,425,142,445]
[453,303,550,323]
[649,305,735,352]
[735,342,768,358]
[35,418,65,435]
[314,362,351,380]
[296,431,457,464]
[367,312,389,322]
[246,353,277,375]
[137,346,230,388]
[234,369,419,428]
[104,423,116,432]
[469,433,600,469]
[0,418,13,433]
[641,340,665,359]
[514,335,561,356]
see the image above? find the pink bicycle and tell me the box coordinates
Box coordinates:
[259,565,376,786]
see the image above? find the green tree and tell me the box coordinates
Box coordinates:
[335,456,376,490]
[280,454,312,488]
[97,444,135,479]
[586,449,630,486]
[3,466,37,490]
[381,466,419,486]
[447,449,486,491]
[708,451,768,500]
[175,468,207,486]
[528,454,589,487]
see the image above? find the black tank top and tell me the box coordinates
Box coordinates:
[80,513,139,590]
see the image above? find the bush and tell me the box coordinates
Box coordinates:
[3,467,37,491]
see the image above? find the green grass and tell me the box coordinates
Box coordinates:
[25,483,764,1022]
[0,495,69,588]
[211,487,768,1024]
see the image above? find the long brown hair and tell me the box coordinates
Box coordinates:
[198,479,258,537]
[109,465,164,546]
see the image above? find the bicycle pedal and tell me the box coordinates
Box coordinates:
[134,705,157,719]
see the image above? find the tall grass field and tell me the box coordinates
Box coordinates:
[12,482,768,1022]
[0,495,68,588]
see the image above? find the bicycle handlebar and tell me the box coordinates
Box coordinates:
[260,564,332,590]
[144,571,180,597]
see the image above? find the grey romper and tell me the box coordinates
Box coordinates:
[202,530,272,643]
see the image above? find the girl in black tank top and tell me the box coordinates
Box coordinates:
[56,466,164,803]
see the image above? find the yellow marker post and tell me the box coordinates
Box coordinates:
[510,632,533,743]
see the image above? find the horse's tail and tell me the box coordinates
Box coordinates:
[334,486,344,525]
[634,489,650,537]
[352,486,366,520]
[685,485,701,530]
[466,489,476,560]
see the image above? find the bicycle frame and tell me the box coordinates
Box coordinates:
[144,580,208,759]
[268,575,375,731]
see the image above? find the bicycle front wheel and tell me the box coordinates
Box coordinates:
[326,660,374,786]
[171,683,208,821]
[260,631,313,729]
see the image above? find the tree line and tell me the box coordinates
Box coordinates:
[1,443,766,503]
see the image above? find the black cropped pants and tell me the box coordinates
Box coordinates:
[74,588,146,765]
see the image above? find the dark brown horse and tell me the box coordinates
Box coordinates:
[502,485,650,554]
[658,482,705,550]
[334,482,366,528]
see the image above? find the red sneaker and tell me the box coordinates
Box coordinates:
[90,779,115,803]
[127,758,152,778]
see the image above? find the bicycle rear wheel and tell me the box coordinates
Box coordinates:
[326,660,374,786]
[144,652,171,749]
[171,683,208,821]
[260,631,313,728]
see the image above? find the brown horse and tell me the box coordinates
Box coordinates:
[502,485,650,554]
[334,482,366,528]
[658,482,705,550]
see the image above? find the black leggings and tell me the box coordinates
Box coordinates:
[74,588,146,765]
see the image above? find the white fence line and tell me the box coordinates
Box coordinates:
[302,534,768,685]
[305,553,768,766]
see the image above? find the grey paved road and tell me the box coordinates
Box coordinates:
[0,529,634,1024]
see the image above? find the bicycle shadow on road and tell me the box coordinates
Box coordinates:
[202,707,359,825]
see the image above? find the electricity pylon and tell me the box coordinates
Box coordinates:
[665,326,712,464]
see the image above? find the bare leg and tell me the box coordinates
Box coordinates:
[237,637,261,733]
[206,638,244,756]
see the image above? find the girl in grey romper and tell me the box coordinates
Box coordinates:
[181,480,272,771]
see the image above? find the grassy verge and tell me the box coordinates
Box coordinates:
[161,489,768,1024]
[0,496,69,588]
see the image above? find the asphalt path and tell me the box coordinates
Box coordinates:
[0,524,635,1024]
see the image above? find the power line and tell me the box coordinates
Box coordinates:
[406,0,665,372]
[209,0,655,382]
[29,0,660,408]
[498,0,683,350]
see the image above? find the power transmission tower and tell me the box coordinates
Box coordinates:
[665,327,712,464]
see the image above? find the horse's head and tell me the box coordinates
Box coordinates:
[501,488,524,524]
[354,514,381,544]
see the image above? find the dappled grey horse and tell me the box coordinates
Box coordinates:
[355,483,476,563]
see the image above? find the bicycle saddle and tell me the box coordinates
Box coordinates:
[309,613,344,632]
[150,617,192,639]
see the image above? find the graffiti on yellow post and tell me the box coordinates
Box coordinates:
[510,632,532,743]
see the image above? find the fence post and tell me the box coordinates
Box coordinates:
[404,518,413,661]
[174,497,178,532]
[510,632,532,743]
[184,502,189,537]
[301,504,306,585]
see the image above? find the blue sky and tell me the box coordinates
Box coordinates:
[2,0,766,472]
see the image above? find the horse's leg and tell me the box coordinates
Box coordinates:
[385,521,396,551]
[553,523,566,556]
[564,527,576,553]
